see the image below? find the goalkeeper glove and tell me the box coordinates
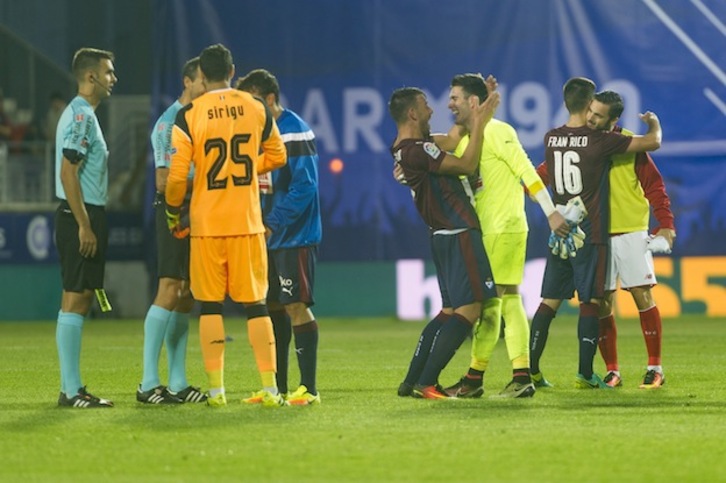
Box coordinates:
[166,206,190,239]
[549,224,586,259]
[572,226,585,248]
[647,235,671,254]
[555,195,588,225]
[548,232,562,256]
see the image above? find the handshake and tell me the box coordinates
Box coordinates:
[548,196,587,259]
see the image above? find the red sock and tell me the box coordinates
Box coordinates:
[640,306,662,366]
[598,314,618,372]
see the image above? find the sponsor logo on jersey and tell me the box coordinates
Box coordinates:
[423,142,441,159]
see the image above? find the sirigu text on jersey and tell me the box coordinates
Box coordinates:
[207,104,244,120]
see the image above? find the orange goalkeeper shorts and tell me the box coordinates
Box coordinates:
[190,234,268,303]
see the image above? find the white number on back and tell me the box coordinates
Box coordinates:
[553,150,583,195]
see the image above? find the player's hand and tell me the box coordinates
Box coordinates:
[639,111,660,126]
[478,91,500,123]
[655,228,676,249]
[78,224,98,258]
[166,206,189,239]
[393,163,407,185]
[484,74,498,94]
[548,211,569,237]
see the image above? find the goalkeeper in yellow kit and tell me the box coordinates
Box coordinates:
[435,74,568,398]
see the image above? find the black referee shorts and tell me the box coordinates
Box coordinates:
[54,200,108,292]
[154,192,190,280]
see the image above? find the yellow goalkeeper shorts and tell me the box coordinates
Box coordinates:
[483,232,527,286]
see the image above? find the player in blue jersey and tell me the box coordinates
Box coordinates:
[137,57,207,404]
[54,48,117,408]
[236,69,323,405]
[389,86,500,399]
[530,78,662,389]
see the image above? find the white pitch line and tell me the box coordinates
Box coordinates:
[704,88,726,116]
[690,0,726,37]
[642,0,726,87]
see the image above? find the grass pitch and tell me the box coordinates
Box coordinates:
[0,315,724,482]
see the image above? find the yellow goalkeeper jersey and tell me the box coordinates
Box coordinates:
[455,119,541,234]
[166,87,286,237]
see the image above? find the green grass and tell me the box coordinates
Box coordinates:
[1,315,724,482]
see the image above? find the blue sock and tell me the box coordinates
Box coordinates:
[578,304,600,379]
[417,314,472,387]
[165,311,190,392]
[530,304,556,374]
[294,321,319,394]
[403,312,449,385]
[57,311,84,396]
[141,305,171,391]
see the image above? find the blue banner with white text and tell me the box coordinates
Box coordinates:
[151,0,726,261]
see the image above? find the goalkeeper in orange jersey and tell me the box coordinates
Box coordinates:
[165,43,287,407]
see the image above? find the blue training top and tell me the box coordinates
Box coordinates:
[55,96,109,206]
[263,108,322,249]
[151,100,182,169]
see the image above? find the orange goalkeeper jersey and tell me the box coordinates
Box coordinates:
[166,87,287,237]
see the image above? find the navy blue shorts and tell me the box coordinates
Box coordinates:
[431,229,497,309]
[154,193,189,280]
[540,242,608,303]
[54,201,108,292]
[267,246,317,306]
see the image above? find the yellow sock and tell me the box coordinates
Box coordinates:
[502,294,530,368]
[260,371,276,390]
[248,316,277,388]
[199,314,225,389]
[470,298,502,371]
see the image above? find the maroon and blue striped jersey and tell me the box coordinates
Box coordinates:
[392,138,480,231]
[544,125,631,244]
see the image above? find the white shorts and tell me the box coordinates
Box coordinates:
[606,230,657,290]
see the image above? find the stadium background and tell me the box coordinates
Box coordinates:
[0,0,724,320]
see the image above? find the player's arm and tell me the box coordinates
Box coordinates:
[151,117,173,193]
[60,151,97,258]
[432,124,465,152]
[437,92,499,175]
[165,113,193,209]
[526,175,569,237]
[635,151,676,246]
[256,101,286,174]
[624,111,661,153]
[266,151,318,234]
